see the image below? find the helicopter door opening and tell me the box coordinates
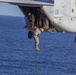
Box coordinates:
[19,6,55,32]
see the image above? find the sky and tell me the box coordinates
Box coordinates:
[0,2,24,17]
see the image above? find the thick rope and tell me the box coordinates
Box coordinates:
[36,50,38,75]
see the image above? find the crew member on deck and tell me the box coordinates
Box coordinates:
[43,17,49,29]
[28,12,35,28]
[39,14,43,28]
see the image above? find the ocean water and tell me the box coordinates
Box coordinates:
[0,16,76,75]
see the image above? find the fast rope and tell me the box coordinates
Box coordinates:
[36,50,38,75]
